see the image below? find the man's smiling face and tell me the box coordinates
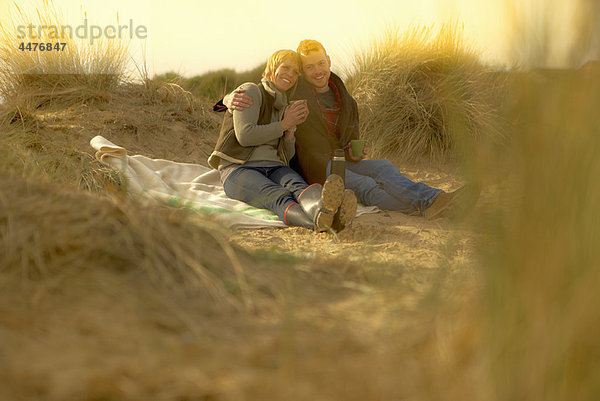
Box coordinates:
[300,49,332,93]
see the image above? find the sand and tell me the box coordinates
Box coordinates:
[0,87,487,401]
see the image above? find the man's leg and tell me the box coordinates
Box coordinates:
[326,163,412,212]
[329,159,442,214]
[223,166,297,221]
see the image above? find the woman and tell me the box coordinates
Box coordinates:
[208,49,356,231]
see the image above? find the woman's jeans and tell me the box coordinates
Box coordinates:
[223,165,308,221]
[327,159,442,215]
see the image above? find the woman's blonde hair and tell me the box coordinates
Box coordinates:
[262,49,301,88]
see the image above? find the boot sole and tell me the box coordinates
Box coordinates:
[337,189,358,227]
[316,174,344,231]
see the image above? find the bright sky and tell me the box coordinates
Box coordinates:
[0,0,595,77]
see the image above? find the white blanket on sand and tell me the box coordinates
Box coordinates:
[90,135,379,229]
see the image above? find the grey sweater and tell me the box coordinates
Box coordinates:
[218,80,295,176]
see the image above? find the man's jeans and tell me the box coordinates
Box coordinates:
[223,165,308,221]
[327,159,442,215]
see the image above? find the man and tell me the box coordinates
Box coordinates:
[221,40,479,219]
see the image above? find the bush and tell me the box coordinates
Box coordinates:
[345,24,504,163]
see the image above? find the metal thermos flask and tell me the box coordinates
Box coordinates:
[331,149,345,183]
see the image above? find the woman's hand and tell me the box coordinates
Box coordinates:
[284,130,296,141]
[280,101,309,132]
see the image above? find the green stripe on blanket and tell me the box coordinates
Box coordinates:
[167,196,281,221]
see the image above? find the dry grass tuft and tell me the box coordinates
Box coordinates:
[0,174,272,310]
[154,82,196,112]
[345,24,505,163]
[0,0,130,111]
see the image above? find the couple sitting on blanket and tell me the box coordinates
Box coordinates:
[208,39,480,232]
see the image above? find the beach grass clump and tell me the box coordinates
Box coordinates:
[345,24,503,163]
[0,0,130,111]
[0,174,267,311]
[473,57,600,401]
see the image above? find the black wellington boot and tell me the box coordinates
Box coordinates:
[297,174,345,232]
[332,189,358,232]
[283,203,315,229]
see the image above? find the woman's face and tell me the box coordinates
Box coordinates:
[272,59,299,92]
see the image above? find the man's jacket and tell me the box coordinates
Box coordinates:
[290,72,359,184]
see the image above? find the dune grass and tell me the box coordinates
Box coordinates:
[344,24,505,164]
[444,1,600,397]
[0,0,130,121]
[342,10,600,399]
[473,42,600,401]
[1,0,600,399]
[0,1,213,193]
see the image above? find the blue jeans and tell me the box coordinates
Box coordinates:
[223,165,308,221]
[327,159,442,215]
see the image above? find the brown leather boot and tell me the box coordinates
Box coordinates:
[424,184,480,221]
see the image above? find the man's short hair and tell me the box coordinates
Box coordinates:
[297,39,327,56]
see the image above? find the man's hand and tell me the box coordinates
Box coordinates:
[347,141,370,161]
[280,101,309,132]
[223,89,253,111]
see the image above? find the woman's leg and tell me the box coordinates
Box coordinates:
[268,165,345,231]
[223,166,297,221]
[266,165,308,200]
